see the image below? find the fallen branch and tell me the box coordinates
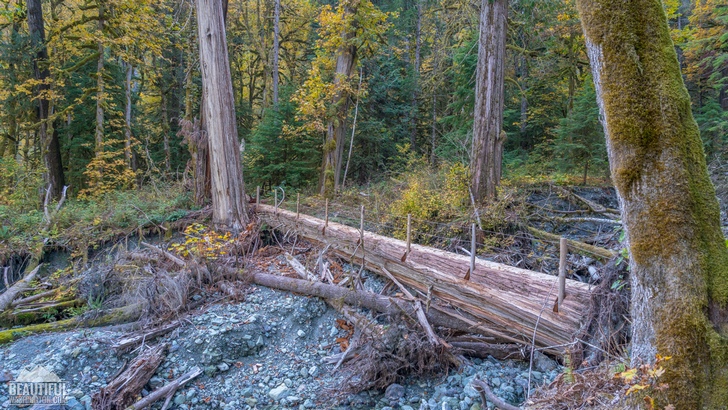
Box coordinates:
[449,342,526,360]
[380,266,448,348]
[284,253,318,281]
[126,365,202,410]
[113,321,181,352]
[473,378,521,410]
[0,264,42,312]
[552,185,619,217]
[11,288,59,307]
[92,343,167,410]
[141,242,186,268]
[526,226,617,261]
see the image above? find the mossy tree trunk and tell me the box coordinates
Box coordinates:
[197,0,249,231]
[470,0,507,202]
[320,0,358,198]
[576,0,728,407]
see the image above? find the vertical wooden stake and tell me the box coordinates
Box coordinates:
[558,237,567,312]
[274,189,278,215]
[296,193,300,220]
[256,186,260,205]
[323,198,329,235]
[466,223,475,281]
[359,205,365,245]
[402,213,411,262]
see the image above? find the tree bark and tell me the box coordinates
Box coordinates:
[470,0,507,202]
[576,0,728,407]
[272,0,281,105]
[320,1,358,197]
[257,204,591,353]
[196,0,249,231]
[409,0,422,152]
[124,61,136,172]
[27,0,65,199]
[95,3,105,152]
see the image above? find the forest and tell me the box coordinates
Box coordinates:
[0,0,728,408]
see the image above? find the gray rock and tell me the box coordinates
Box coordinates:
[385,383,405,401]
[297,329,306,338]
[533,351,558,372]
[303,398,316,408]
[269,383,289,401]
[308,365,318,377]
[300,367,309,378]
[491,377,501,387]
[174,394,186,405]
[217,362,230,372]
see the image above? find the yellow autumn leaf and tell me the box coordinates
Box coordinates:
[626,384,648,395]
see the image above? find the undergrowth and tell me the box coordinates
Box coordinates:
[0,180,195,263]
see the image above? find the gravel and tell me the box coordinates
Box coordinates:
[0,268,559,409]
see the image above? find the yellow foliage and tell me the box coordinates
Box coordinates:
[169,223,237,260]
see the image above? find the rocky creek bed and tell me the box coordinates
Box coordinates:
[0,268,559,410]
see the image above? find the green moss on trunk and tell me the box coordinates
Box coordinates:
[575,0,728,407]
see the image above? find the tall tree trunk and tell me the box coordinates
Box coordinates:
[576,0,728,407]
[124,61,136,172]
[320,47,355,197]
[320,2,358,197]
[94,3,105,153]
[470,0,507,202]
[196,0,249,231]
[272,0,281,105]
[409,0,422,151]
[161,88,171,174]
[431,90,437,166]
[27,0,65,199]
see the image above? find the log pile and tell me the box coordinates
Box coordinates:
[257,204,592,354]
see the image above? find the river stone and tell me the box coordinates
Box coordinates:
[269,383,289,401]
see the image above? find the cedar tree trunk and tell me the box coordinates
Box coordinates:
[196,0,249,231]
[470,0,507,202]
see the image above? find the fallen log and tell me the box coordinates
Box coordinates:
[113,321,181,352]
[257,204,591,354]
[0,264,42,312]
[0,299,84,327]
[248,270,480,335]
[126,365,201,410]
[526,226,617,261]
[92,343,167,410]
[0,303,143,345]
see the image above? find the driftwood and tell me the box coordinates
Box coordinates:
[257,204,590,354]
[126,365,202,410]
[552,185,619,218]
[92,343,167,410]
[245,270,485,336]
[449,342,526,360]
[141,242,186,268]
[526,226,617,261]
[113,321,181,352]
[473,378,520,410]
[11,288,59,307]
[0,264,42,312]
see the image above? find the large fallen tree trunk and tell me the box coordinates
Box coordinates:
[257,204,591,354]
[0,303,142,345]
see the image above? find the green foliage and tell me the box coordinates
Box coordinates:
[552,76,608,183]
[245,91,320,189]
[387,162,469,244]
